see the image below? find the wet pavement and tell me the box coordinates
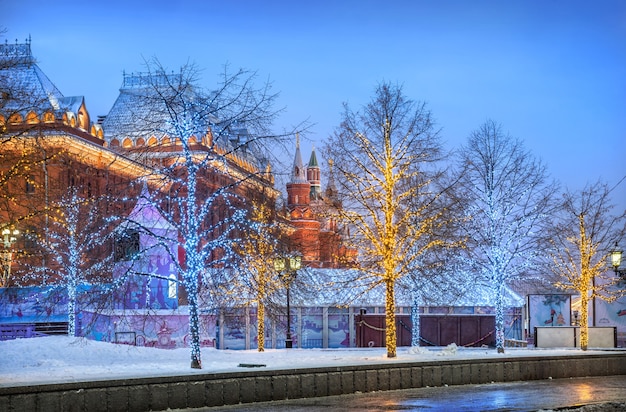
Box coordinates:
[191,375,626,412]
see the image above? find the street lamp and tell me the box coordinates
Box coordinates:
[1,228,19,287]
[610,243,625,278]
[273,255,301,348]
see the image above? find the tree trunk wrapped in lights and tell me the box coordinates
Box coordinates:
[410,290,421,347]
[18,187,118,337]
[323,83,454,358]
[549,182,625,351]
[233,199,282,353]
[118,59,296,368]
[455,120,556,354]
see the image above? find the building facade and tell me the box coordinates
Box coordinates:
[1,39,353,291]
[286,136,355,268]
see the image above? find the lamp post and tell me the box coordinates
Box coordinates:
[1,228,19,287]
[610,243,625,278]
[273,255,301,348]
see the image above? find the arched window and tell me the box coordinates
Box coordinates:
[204,130,213,147]
[122,138,133,148]
[78,109,88,130]
[147,136,158,146]
[63,112,76,127]
[110,139,120,147]
[26,111,39,124]
[8,113,22,124]
[136,137,145,147]
[90,124,103,139]
[42,112,55,123]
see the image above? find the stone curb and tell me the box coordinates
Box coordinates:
[1,353,625,411]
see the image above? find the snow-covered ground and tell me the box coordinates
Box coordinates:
[0,336,620,387]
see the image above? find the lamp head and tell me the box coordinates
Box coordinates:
[273,257,286,272]
[289,255,302,271]
[610,243,622,270]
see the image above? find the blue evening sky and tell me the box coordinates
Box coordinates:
[4,0,626,209]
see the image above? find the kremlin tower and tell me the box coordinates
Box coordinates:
[286,136,354,268]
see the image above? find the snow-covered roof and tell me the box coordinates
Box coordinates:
[0,41,94,120]
[294,268,525,308]
[0,45,63,113]
[102,72,269,171]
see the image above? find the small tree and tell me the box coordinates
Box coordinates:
[455,120,556,353]
[234,196,283,351]
[20,187,117,336]
[548,181,626,350]
[323,82,449,358]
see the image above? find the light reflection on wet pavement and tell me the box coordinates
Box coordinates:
[196,375,626,412]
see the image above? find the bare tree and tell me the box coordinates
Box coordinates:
[110,59,296,368]
[547,181,626,350]
[455,120,557,353]
[232,192,286,352]
[17,186,120,336]
[323,82,452,358]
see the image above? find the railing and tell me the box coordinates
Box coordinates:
[0,322,68,340]
[0,324,42,340]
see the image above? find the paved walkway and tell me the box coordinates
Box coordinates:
[195,375,626,411]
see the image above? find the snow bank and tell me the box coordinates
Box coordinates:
[0,336,615,387]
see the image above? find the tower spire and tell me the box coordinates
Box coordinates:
[291,133,307,183]
[307,145,321,200]
[326,158,340,206]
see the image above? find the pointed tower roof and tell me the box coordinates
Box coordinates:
[308,146,319,168]
[127,183,177,233]
[326,158,340,206]
[291,133,307,183]
[307,145,322,200]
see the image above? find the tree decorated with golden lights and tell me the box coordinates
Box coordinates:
[548,181,626,350]
[233,195,284,352]
[323,82,447,358]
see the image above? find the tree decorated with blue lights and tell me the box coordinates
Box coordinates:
[455,120,556,353]
[396,169,469,348]
[402,242,470,347]
[18,186,118,337]
[117,59,291,368]
[547,180,626,350]
[323,82,452,358]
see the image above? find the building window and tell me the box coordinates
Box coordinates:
[114,229,140,261]
[25,176,35,194]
